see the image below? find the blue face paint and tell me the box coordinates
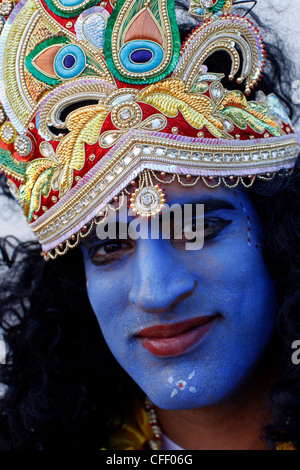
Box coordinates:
[81,183,277,410]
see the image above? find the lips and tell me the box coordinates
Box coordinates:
[136,315,218,357]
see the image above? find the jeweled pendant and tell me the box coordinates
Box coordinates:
[130,185,166,217]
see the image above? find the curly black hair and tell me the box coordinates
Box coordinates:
[0,0,299,450]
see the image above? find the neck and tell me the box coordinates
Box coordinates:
[154,362,276,450]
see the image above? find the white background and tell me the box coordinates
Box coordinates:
[0,0,299,240]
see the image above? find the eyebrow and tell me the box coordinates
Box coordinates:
[84,197,237,245]
[176,197,237,214]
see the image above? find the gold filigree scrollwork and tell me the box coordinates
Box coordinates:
[174,15,265,95]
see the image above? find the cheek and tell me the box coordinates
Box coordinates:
[84,261,132,343]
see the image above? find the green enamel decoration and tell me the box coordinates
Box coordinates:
[25,36,105,86]
[221,107,282,137]
[210,0,226,13]
[104,0,181,85]
[25,37,70,86]
[42,0,99,19]
[0,148,26,180]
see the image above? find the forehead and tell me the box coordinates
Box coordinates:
[155,180,249,207]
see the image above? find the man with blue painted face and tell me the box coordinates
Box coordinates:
[0,0,299,451]
[81,182,279,450]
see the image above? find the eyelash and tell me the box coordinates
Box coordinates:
[87,217,232,266]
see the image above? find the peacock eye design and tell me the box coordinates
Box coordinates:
[54,45,86,79]
[104,0,180,85]
[120,40,163,73]
[25,37,86,85]
[42,0,100,18]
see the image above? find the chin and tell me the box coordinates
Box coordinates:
[144,387,221,410]
[141,370,256,410]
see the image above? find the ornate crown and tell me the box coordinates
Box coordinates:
[0,0,298,259]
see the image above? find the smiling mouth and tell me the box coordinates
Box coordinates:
[136,315,219,357]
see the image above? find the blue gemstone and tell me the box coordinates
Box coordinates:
[63,54,76,69]
[130,49,153,64]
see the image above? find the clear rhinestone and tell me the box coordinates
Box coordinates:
[251,153,260,161]
[165,150,177,159]
[142,146,153,155]
[122,155,132,166]
[155,147,165,156]
[148,117,165,129]
[202,0,213,7]
[54,220,62,229]
[131,145,142,156]
[271,150,278,159]
[214,153,222,162]
[110,94,135,107]
[179,152,190,160]
[113,164,122,174]
[40,142,55,158]
[261,151,269,159]
[97,182,106,191]
[104,173,113,183]
[279,149,286,158]
[81,196,90,206]
[15,135,32,156]
[120,108,131,120]
[102,133,119,146]
[73,203,82,213]
[191,152,202,160]
[212,88,221,99]
[89,188,98,199]
[17,141,26,152]
[224,154,232,162]
[141,193,154,207]
[1,126,13,140]
[243,153,250,161]
[223,119,234,131]
[291,146,298,156]
[0,1,13,16]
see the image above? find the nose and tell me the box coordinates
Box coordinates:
[128,239,196,313]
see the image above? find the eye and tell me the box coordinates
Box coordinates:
[88,240,135,267]
[170,217,232,248]
[203,218,232,241]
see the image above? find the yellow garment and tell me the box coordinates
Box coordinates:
[276,442,296,450]
[103,398,296,451]
[105,397,156,450]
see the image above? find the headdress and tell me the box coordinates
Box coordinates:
[0,0,298,259]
